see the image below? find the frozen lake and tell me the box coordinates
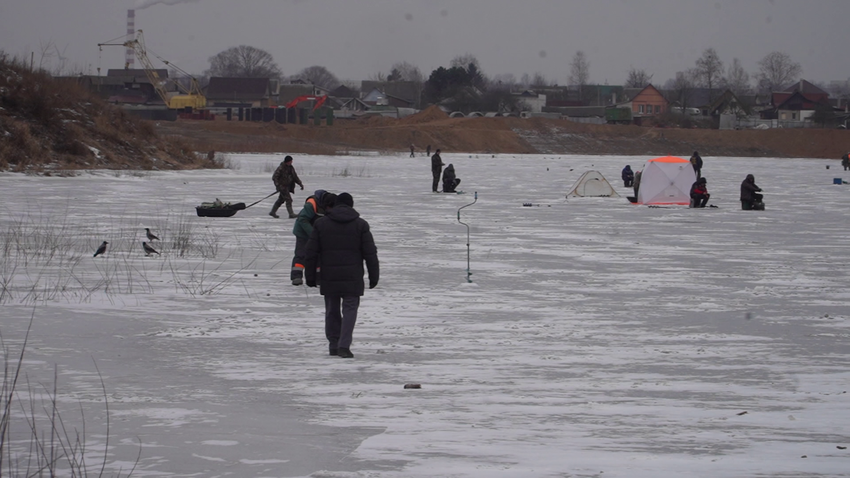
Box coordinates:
[1,153,848,477]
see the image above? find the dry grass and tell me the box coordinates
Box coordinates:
[0,51,220,172]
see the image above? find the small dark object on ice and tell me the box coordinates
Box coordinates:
[837,446,847,450]
[736,411,748,416]
[145,228,160,240]
[404,383,421,389]
[142,242,160,256]
[93,241,108,257]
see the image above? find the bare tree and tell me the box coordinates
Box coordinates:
[37,39,56,71]
[723,57,751,96]
[824,77,850,102]
[389,61,424,83]
[530,72,550,88]
[625,67,653,88]
[450,54,487,89]
[450,53,481,73]
[205,45,282,78]
[664,69,699,111]
[385,61,425,108]
[569,51,590,102]
[568,50,590,86]
[755,51,802,93]
[695,48,724,100]
[490,73,518,91]
[292,65,340,89]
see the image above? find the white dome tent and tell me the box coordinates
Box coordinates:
[566,170,620,198]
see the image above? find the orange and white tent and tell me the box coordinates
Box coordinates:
[636,156,696,205]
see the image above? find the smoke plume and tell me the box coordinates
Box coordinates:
[135,0,201,10]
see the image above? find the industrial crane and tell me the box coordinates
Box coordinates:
[98,30,206,110]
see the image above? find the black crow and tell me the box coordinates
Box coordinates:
[145,228,160,241]
[93,241,108,257]
[142,242,160,256]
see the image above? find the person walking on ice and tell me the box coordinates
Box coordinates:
[305,193,379,358]
[270,155,304,219]
[290,189,329,286]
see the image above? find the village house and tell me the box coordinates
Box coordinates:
[620,84,668,124]
[762,79,832,121]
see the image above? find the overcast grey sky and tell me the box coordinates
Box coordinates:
[1,0,847,86]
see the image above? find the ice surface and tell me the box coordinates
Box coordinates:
[1,153,848,477]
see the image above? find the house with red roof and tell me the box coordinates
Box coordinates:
[762,80,833,121]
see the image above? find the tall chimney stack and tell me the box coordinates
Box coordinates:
[125,9,135,69]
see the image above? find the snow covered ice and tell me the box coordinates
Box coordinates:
[1,153,848,477]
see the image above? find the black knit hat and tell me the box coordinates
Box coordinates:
[321,192,338,209]
[337,192,354,207]
[284,155,293,163]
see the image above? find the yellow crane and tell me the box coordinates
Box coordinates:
[98,30,206,110]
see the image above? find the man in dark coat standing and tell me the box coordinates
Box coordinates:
[305,192,379,358]
[431,148,444,192]
[621,165,634,187]
[690,151,703,179]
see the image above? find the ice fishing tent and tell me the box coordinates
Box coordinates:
[636,156,696,205]
[566,171,620,198]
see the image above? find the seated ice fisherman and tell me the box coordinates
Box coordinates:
[740,174,764,210]
[442,163,461,192]
[689,177,710,208]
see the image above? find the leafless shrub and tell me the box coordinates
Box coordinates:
[167,253,254,297]
[331,164,371,177]
[1,315,140,476]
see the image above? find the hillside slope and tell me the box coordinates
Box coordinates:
[0,55,217,172]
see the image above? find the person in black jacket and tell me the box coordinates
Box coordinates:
[442,163,461,192]
[431,149,444,192]
[740,174,764,210]
[305,192,379,358]
[621,165,634,187]
[842,152,850,171]
[690,151,703,179]
[689,177,710,208]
